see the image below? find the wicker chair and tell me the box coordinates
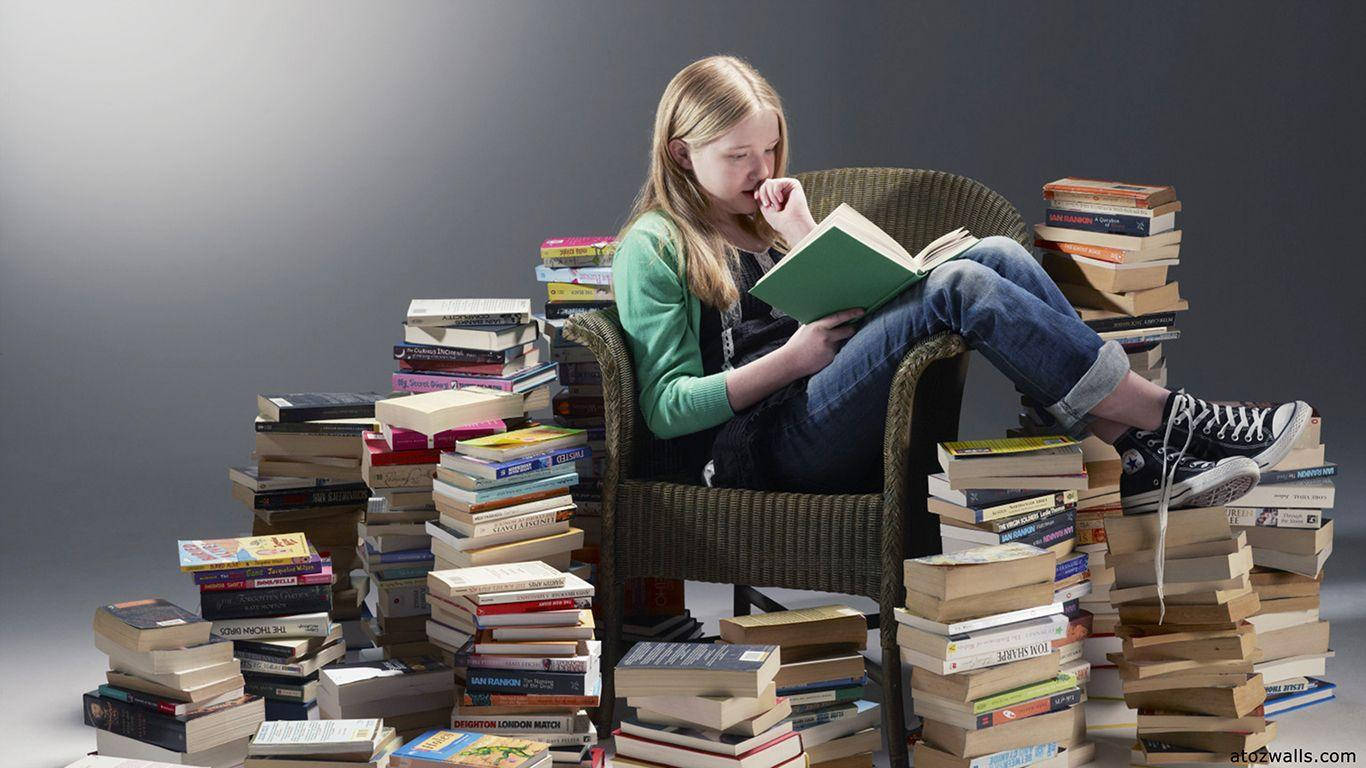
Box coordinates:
[564,168,1029,768]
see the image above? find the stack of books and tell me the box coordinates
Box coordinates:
[1035,177,1185,388]
[360,387,541,659]
[396,299,557,396]
[1235,408,1336,714]
[898,543,1091,768]
[613,642,806,768]
[429,561,601,766]
[428,423,588,574]
[318,657,456,741]
[179,534,344,721]
[87,598,264,766]
[389,729,553,768]
[536,237,618,544]
[719,606,882,767]
[1103,507,1275,765]
[238,391,388,629]
[245,718,401,768]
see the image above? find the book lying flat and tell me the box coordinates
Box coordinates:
[748,203,979,323]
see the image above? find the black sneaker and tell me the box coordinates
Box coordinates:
[1165,393,1312,470]
[1117,428,1260,514]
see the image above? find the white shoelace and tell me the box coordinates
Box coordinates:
[1154,393,1199,624]
[1178,396,1271,443]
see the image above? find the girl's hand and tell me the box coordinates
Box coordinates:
[776,307,865,378]
[754,178,817,243]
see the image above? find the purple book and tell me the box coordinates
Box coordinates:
[191,551,324,585]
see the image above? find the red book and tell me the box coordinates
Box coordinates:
[468,597,589,616]
[199,563,334,592]
[382,420,505,451]
[363,432,441,466]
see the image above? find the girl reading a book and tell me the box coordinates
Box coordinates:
[612,55,1310,514]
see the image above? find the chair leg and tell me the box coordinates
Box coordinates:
[733,585,752,617]
[595,571,627,735]
[882,626,909,768]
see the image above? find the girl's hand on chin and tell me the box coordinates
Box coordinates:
[754,178,815,240]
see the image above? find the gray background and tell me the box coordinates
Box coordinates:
[2,1,1363,764]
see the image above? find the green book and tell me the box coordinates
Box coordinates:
[749,203,979,324]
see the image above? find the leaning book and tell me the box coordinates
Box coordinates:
[749,202,979,323]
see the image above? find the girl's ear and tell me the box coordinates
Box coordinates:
[668,138,693,171]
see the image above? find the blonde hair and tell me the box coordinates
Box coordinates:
[618,55,791,309]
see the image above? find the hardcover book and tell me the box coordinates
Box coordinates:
[748,203,979,324]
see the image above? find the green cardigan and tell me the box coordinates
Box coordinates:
[610,210,736,440]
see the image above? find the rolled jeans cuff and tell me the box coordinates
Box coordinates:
[1045,340,1129,438]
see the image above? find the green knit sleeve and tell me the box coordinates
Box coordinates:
[611,216,735,439]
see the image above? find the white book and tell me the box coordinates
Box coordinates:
[247,719,382,755]
[405,298,532,327]
[1254,651,1333,684]
[1246,609,1319,634]
[894,602,1065,636]
[426,518,569,553]
[427,560,565,598]
[375,387,526,437]
[464,571,595,605]
[93,730,252,767]
[94,633,234,675]
[901,640,1054,675]
[211,612,332,639]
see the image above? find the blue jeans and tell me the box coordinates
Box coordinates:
[765,235,1129,492]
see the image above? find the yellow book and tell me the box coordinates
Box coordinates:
[941,436,1077,457]
[455,425,588,461]
[176,533,312,572]
[546,282,614,301]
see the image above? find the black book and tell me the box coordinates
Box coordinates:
[465,668,595,696]
[254,419,374,436]
[394,342,531,364]
[242,671,319,703]
[251,484,372,511]
[1085,311,1177,334]
[256,392,387,423]
[544,301,615,320]
[82,691,259,752]
[1259,464,1336,485]
[199,583,332,621]
[264,698,317,721]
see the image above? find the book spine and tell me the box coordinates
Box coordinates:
[544,302,613,320]
[407,312,527,327]
[974,689,1081,729]
[394,344,518,364]
[82,692,186,752]
[784,685,863,708]
[557,364,603,386]
[272,403,377,423]
[393,372,517,393]
[449,715,582,733]
[994,505,1076,541]
[1264,680,1311,696]
[96,685,182,716]
[365,463,437,489]
[1056,553,1089,580]
[462,691,599,707]
[465,669,594,696]
[467,508,575,538]
[366,444,442,467]
[993,506,1075,538]
[253,421,372,436]
[534,265,614,285]
[473,597,581,615]
[968,742,1059,768]
[547,284,614,302]
[1049,199,1162,216]
[251,486,371,510]
[457,473,579,504]
[787,704,858,730]
[454,652,592,674]
[937,641,1054,674]
[211,616,331,639]
[198,569,333,592]
[192,560,321,584]
[975,491,1079,522]
[552,397,605,419]
[377,578,431,617]
[367,546,436,564]
[1085,312,1177,334]
[1258,465,1337,484]
[388,429,458,452]
[1226,507,1321,529]
[944,623,1065,661]
[200,583,332,621]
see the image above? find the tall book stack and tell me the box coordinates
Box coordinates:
[427,561,601,766]
[1233,408,1336,715]
[899,543,1090,768]
[613,642,807,768]
[536,237,617,551]
[179,533,344,722]
[719,606,882,768]
[1035,177,1184,388]
[361,386,544,659]
[428,424,588,574]
[318,657,457,741]
[397,299,558,397]
[241,391,389,629]
[245,718,401,768]
[87,598,264,766]
[1103,507,1275,766]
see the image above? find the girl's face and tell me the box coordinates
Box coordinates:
[672,109,780,220]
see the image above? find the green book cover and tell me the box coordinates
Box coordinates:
[748,203,977,324]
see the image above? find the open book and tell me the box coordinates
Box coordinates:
[749,202,979,323]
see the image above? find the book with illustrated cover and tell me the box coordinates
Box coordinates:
[390,729,550,768]
[940,436,1077,458]
[456,425,588,461]
[176,533,312,572]
[748,203,979,324]
[540,236,618,267]
[1042,178,1177,208]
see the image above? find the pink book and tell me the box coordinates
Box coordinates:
[382,420,506,451]
[198,563,334,592]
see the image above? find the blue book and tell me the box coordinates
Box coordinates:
[443,445,591,481]
[1046,207,1172,237]
[435,470,579,504]
[1056,552,1089,580]
[392,729,549,768]
[362,544,434,564]
[1259,463,1337,485]
[1264,678,1336,716]
[777,675,868,696]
